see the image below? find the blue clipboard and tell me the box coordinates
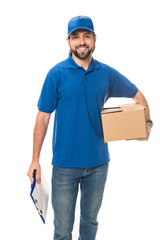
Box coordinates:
[30,170,50,224]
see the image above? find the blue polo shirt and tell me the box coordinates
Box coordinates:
[38,54,138,168]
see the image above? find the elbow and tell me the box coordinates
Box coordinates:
[132,89,143,104]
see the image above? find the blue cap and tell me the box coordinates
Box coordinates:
[68,16,95,37]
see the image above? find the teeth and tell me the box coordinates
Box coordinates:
[79,48,86,50]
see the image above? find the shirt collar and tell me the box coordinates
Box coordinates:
[66,54,100,71]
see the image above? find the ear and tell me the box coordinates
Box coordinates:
[94,34,97,43]
[66,37,70,46]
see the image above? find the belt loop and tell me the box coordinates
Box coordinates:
[83,168,87,175]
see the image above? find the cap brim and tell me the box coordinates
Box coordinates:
[68,27,95,37]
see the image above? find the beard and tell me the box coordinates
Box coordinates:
[70,43,95,60]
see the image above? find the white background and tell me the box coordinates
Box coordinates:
[0,0,159,239]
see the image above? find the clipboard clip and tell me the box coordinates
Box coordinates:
[31,169,37,188]
[33,169,37,178]
[34,199,43,216]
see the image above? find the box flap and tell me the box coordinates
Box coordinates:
[101,107,122,114]
[101,103,145,115]
[119,103,145,111]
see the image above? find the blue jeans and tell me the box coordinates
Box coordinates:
[51,163,109,240]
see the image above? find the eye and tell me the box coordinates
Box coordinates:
[85,34,91,38]
[72,35,79,39]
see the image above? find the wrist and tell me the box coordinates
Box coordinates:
[32,156,39,163]
[146,119,153,127]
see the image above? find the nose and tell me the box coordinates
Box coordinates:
[79,36,86,45]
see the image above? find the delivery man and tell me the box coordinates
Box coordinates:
[27,16,153,240]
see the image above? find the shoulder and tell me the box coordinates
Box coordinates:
[94,59,127,86]
[94,59,115,72]
[94,59,118,80]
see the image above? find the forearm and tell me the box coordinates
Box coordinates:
[27,111,51,183]
[132,89,152,140]
[132,89,150,120]
[32,111,51,162]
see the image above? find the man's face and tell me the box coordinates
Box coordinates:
[67,29,96,60]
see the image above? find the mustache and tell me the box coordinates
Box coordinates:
[76,45,89,49]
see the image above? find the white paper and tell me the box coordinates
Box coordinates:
[32,172,50,223]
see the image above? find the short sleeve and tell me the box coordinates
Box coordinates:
[108,67,138,98]
[37,69,58,113]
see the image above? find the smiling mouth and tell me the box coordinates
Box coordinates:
[77,46,88,52]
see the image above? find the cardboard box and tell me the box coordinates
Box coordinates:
[101,103,147,142]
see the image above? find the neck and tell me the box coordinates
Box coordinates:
[72,54,92,71]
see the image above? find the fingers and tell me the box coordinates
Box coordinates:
[36,167,41,184]
[27,173,34,184]
[27,168,34,184]
[146,124,152,136]
[27,162,41,184]
[136,122,152,141]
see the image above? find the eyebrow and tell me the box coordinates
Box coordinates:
[71,33,79,36]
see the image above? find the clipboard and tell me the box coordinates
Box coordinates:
[30,170,50,224]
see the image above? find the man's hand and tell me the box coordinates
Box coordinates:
[132,90,152,141]
[27,161,41,184]
[136,121,152,141]
[146,122,152,139]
